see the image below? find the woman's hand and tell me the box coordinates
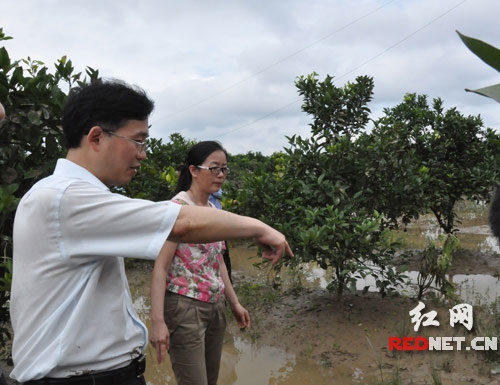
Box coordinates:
[230,302,251,329]
[149,321,170,363]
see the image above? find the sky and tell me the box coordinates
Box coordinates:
[2,0,500,155]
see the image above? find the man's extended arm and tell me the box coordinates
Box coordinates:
[168,206,293,264]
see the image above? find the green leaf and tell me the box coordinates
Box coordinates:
[457,30,500,73]
[465,83,500,103]
[27,110,42,125]
[0,47,10,70]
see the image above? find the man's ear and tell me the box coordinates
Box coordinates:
[86,126,105,151]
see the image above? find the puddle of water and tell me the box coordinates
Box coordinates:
[132,283,347,385]
[296,255,500,306]
[130,262,369,385]
[128,212,499,385]
[266,221,500,306]
[480,235,500,254]
[453,273,500,305]
[219,337,296,385]
[140,330,359,385]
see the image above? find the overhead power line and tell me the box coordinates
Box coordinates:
[216,0,468,139]
[165,0,398,120]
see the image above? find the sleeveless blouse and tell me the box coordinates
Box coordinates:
[166,191,226,303]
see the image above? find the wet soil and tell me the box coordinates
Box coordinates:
[2,232,500,385]
[222,246,500,385]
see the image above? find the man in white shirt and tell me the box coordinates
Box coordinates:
[9,79,292,385]
[0,102,7,385]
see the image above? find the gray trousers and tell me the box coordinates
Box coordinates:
[164,292,227,385]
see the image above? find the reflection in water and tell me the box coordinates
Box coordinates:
[221,337,296,385]
[132,279,356,384]
[480,235,500,254]
[300,262,500,306]
[354,270,500,305]
[129,220,499,384]
[137,312,336,385]
[454,274,500,305]
[142,328,363,385]
[232,231,500,306]
[131,272,338,384]
[297,228,500,305]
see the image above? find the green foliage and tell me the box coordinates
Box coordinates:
[246,73,407,296]
[0,256,12,354]
[121,134,196,200]
[1,25,499,347]
[121,134,272,209]
[474,299,500,362]
[416,234,458,300]
[457,31,500,103]
[224,151,281,217]
[0,28,99,351]
[0,184,19,234]
[373,94,500,234]
[233,72,499,298]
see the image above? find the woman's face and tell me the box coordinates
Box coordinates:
[191,150,228,194]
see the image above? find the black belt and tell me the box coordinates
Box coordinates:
[24,355,146,385]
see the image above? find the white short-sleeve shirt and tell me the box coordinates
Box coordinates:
[10,159,181,382]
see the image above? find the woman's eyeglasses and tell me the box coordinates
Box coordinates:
[196,165,230,175]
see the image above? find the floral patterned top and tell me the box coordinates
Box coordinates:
[166,191,226,303]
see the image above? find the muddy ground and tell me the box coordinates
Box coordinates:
[223,248,500,385]
[2,248,500,385]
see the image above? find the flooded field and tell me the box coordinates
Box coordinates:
[128,204,500,385]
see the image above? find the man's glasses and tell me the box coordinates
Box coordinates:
[102,129,148,153]
[196,165,230,175]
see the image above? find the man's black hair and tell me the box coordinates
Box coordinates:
[62,79,155,149]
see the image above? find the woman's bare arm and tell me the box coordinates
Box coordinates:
[149,240,177,363]
[168,206,293,263]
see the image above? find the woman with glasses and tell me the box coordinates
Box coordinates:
[150,141,250,385]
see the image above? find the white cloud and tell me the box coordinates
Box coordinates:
[2,0,500,155]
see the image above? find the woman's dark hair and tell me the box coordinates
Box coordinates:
[62,78,155,149]
[175,141,228,194]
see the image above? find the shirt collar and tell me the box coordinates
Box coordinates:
[54,158,110,191]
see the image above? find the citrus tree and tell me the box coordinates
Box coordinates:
[0,28,99,352]
[372,93,500,234]
[252,73,406,296]
[233,72,500,298]
[121,133,197,200]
